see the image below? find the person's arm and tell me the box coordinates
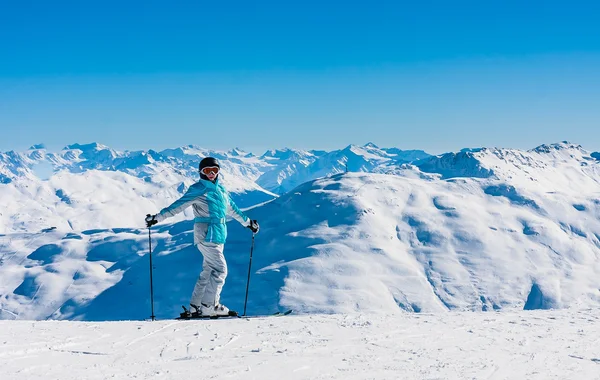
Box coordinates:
[226,192,260,233]
[155,183,206,223]
[226,192,249,225]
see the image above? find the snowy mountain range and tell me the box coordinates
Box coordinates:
[0,141,599,321]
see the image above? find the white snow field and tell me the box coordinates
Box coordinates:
[0,309,599,380]
[0,141,599,378]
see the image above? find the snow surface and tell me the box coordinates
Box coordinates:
[1,141,600,378]
[1,309,599,380]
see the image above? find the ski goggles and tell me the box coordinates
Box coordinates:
[200,166,219,175]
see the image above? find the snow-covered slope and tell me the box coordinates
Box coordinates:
[257,170,600,314]
[416,141,600,186]
[2,309,599,380]
[0,141,599,321]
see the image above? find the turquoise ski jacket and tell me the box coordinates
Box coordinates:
[155,178,249,244]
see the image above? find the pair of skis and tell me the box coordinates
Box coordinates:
[175,305,293,320]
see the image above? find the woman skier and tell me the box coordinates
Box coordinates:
[145,157,260,318]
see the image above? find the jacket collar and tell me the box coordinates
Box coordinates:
[199,177,219,189]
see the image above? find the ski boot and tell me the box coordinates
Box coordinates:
[201,303,238,318]
[178,305,202,319]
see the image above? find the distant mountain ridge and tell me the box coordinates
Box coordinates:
[0,142,432,194]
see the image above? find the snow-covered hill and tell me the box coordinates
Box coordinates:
[263,170,599,314]
[416,142,600,187]
[0,141,599,321]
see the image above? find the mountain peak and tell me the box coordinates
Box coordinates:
[363,142,379,149]
[340,144,391,160]
[342,144,367,154]
[29,144,46,150]
[228,147,250,157]
[460,147,484,153]
[183,144,204,151]
[64,142,106,151]
[530,141,583,154]
[416,149,495,179]
[260,147,307,160]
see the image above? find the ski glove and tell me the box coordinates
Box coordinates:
[145,214,158,228]
[247,219,259,234]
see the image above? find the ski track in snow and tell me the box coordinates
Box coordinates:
[0,309,599,380]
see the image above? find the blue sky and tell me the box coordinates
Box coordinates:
[1,1,599,155]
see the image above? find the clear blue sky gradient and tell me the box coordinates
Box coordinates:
[1,1,599,155]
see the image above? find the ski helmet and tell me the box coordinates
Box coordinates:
[199,157,220,180]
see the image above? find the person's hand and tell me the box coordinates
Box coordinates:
[247,219,259,234]
[145,214,158,228]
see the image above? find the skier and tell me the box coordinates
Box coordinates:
[145,157,260,318]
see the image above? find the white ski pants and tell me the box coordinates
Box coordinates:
[190,241,227,307]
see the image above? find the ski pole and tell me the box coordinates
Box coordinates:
[148,226,156,321]
[242,233,255,317]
